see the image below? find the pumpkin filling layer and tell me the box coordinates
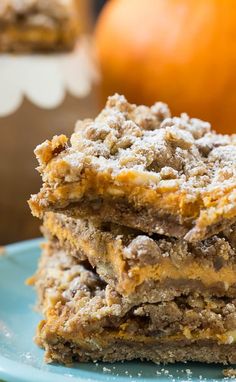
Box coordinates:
[42,211,236,303]
[32,243,236,364]
[29,94,236,241]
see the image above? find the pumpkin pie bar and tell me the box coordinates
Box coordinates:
[43,212,236,304]
[29,94,236,242]
[0,0,79,52]
[32,242,236,364]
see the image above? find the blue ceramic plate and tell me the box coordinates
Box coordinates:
[0,239,231,382]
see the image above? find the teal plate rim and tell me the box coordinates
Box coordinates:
[0,239,99,382]
[0,239,52,382]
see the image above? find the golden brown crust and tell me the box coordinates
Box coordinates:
[29,94,236,241]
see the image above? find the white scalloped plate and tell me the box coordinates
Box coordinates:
[0,37,99,117]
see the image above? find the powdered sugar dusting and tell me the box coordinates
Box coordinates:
[0,320,13,339]
[67,93,236,194]
[31,94,236,242]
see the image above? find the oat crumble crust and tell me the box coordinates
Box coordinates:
[34,243,236,364]
[43,212,236,303]
[29,94,236,242]
[0,0,79,52]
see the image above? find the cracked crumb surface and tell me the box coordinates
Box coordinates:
[0,0,76,23]
[29,94,236,242]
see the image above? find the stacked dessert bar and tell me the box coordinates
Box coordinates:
[29,94,236,364]
[0,0,79,52]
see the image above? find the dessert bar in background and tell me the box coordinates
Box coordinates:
[0,0,79,52]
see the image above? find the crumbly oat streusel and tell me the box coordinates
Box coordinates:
[29,94,236,241]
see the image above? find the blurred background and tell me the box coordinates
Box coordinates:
[0,0,235,244]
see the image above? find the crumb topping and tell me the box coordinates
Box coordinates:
[35,93,236,190]
[0,0,76,26]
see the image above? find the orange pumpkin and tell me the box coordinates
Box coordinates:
[95,0,236,134]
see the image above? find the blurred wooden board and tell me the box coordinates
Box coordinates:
[0,91,99,244]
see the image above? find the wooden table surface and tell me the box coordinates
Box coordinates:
[0,90,99,244]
